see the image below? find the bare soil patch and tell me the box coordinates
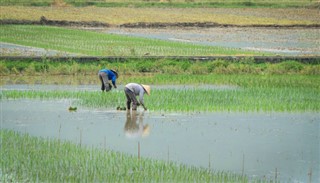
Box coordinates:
[1,17,319,28]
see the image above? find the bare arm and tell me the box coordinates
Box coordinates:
[139,90,147,111]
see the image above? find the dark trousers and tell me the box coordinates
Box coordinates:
[124,87,138,110]
[98,72,111,92]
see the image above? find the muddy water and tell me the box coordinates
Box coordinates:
[2,99,319,182]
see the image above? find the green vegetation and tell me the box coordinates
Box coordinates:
[1,129,250,182]
[2,73,319,112]
[0,25,266,56]
[1,59,319,76]
[1,59,319,112]
[0,0,318,8]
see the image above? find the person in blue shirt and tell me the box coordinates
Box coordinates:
[98,69,118,92]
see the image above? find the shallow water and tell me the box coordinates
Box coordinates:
[2,99,319,182]
[103,27,320,56]
[0,42,79,57]
[0,84,238,91]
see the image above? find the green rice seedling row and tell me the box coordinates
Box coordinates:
[2,83,319,112]
[1,129,252,182]
[0,25,268,56]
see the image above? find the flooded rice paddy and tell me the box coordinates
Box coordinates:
[1,27,319,56]
[0,42,79,57]
[2,95,319,182]
[103,27,320,56]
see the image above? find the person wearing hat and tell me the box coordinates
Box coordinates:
[124,83,150,111]
[124,110,150,138]
[98,69,118,92]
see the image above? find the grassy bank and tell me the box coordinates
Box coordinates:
[0,25,266,56]
[0,0,318,8]
[1,129,250,182]
[1,59,319,76]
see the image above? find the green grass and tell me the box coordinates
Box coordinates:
[1,59,320,77]
[0,0,318,8]
[1,74,319,112]
[1,129,250,182]
[1,60,319,112]
[0,25,269,56]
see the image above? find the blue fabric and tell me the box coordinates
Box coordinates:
[99,69,117,86]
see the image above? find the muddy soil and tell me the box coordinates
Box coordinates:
[1,18,320,28]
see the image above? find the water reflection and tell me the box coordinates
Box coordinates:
[2,100,319,182]
[124,110,150,139]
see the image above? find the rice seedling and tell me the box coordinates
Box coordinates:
[1,129,257,182]
[0,25,269,56]
[1,74,319,112]
[1,60,319,112]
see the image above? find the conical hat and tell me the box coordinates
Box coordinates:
[141,84,151,95]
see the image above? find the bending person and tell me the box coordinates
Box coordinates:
[124,83,150,111]
[98,69,118,92]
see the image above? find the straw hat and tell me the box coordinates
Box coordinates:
[142,125,150,137]
[141,84,151,95]
[110,69,119,78]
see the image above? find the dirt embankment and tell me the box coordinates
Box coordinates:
[1,16,320,28]
[1,16,110,27]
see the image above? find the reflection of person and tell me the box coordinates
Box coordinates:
[124,83,150,111]
[124,110,150,138]
[98,69,118,92]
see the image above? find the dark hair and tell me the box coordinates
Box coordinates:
[110,69,119,78]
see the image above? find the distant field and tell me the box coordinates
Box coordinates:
[1,6,319,25]
[0,0,319,8]
[0,25,267,56]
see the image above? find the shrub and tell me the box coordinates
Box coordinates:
[278,61,304,72]
[161,65,184,74]
[266,61,305,74]
[0,63,9,75]
[11,67,20,75]
[24,63,36,75]
[136,60,154,72]
[188,62,208,74]
[301,65,320,75]
[34,62,50,73]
